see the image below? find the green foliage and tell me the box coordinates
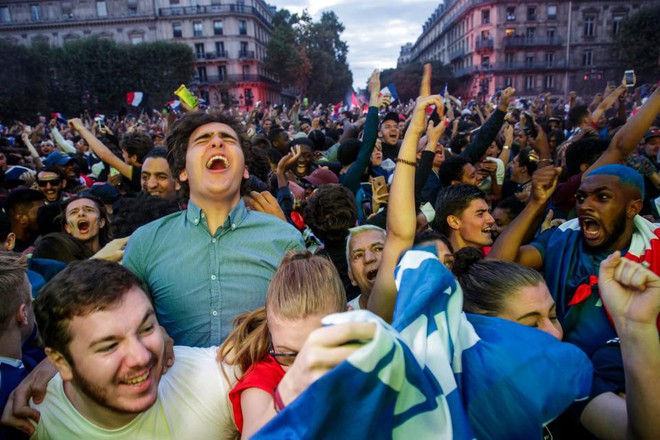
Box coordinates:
[379,61,457,102]
[0,38,195,122]
[266,9,353,104]
[614,5,660,82]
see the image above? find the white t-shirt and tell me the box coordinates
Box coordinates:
[31,346,238,440]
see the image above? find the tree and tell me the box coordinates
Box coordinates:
[614,4,660,83]
[0,38,195,122]
[266,9,353,103]
[265,10,312,93]
[378,61,457,102]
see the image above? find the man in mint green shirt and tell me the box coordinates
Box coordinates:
[124,112,304,347]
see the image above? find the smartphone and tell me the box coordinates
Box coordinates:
[624,70,635,88]
[523,112,538,138]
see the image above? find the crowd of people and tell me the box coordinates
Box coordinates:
[0,64,658,439]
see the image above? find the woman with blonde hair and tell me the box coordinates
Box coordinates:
[219,250,347,438]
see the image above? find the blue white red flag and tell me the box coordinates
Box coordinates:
[50,112,66,122]
[167,100,181,111]
[254,246,592,439]
[126,91,144,107]
[379,83,400,102]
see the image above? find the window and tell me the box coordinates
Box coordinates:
[545,52,554,67]
[525,75,534,90]
[482,9,490,25]
[195,43,205,58]
[30,4,41,21]
[170,0,180,4]
[96,1,107,17]
[218,65,226,81]
[506,6,516,21]
[526,27,535,42]
[481,56,490,68]
[525,54,534,67]
[128,6,138,16]
[547,28,556,41]
[244,88,253,106]
[0,7,10,23]
[505,52,515,66]
[172,23,182,38]
[505,77,513,88]
[215,41,225,56]
[613,14,624,36]
[544,75,554,90]
[198,66,207,82]
[240,41,248,57]
[505,28,516,37]
[193,22,203,37]
[214,20,223,35]
[547,5,557,20]
[130,34,144,45]
[582,50,593,66]
[527,6,536,21]
[242,65,251,76]
[239,20,247,35]
[584,16,595,37]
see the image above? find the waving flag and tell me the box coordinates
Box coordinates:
[126,91,144,107]
[254,246,592,439]
[167,100,181,111]
[379,83,400,102]
[50,112,67,123]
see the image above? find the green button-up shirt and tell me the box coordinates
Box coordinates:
[124,199,304,347]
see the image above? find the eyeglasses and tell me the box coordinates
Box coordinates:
[269,342,298,367]
[37,179,61,187]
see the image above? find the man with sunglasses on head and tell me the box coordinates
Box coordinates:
[35,168,67,204]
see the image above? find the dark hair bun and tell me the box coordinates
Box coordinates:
[451,247,483,277]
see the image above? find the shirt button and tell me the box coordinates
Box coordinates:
[231,223,236,230]
[211,238,217,243]
[212,311,218,316]
[201,212,205,218]
[211,275,217,280]
[194,218,199,224]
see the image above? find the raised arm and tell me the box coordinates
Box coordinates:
[486,165,561,269]
[596,253,660,440]
[586,87,660,177]
[368,64,444,322]
[68,118,133,179]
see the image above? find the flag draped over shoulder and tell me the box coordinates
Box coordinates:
[254,247,593,440]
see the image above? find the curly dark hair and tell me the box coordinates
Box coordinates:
[165,111,253,197]
[303,184,357,243]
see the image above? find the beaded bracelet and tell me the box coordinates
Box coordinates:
[395,158,417,167]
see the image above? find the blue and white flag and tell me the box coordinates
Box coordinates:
[254,246,592,439]
[379,83,400,103]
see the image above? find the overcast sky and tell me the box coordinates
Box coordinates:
[267,0,436,90]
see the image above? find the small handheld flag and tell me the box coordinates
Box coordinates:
[126,91,144,107]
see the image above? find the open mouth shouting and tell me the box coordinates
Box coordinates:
[579,216,602,243]
[206,154,230,171]
[77,219,91,235]
[366,268,379,282]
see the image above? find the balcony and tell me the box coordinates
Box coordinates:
[449,47,465,62]
[475,37,494,53]
[159,3,272,29]
[454,66,475,78]
[491,60,568,72]
[238,50,255,59]
[0,11,154,27]
[192,74,278,85]
[202,50,229,60]
[502,36,563,48]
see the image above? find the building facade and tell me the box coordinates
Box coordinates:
[0,0,281,110]
[407,0,653,100]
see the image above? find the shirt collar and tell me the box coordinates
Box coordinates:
[185,198,249,229]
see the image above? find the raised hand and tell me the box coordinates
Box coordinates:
[599,251,660,327]
[529,165,561,205]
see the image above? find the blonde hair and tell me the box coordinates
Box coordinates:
[219,251,346,378]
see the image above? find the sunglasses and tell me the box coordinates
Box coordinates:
[37,179,61,187]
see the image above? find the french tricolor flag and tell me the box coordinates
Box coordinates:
[126,91,144,107]
[51,112,67,122]
[379,83,400,102]
[167,100,181,111]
